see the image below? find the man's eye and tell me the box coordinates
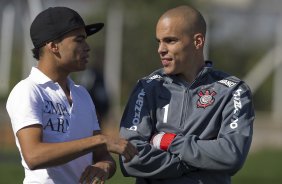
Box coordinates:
[75,39,83,42]
[165,39,177,44]
[75,36,86,43]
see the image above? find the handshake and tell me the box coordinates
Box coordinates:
[150,132,176,151]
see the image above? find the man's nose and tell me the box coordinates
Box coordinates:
[84,42,90,52]
[158,42,168,55]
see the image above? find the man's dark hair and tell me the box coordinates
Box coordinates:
[31,47,43,60]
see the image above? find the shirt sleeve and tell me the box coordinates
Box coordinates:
[168,83,255,175]
[6,80,43,134]
[119,81,195,179]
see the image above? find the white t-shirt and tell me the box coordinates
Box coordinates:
[6,67,100,184]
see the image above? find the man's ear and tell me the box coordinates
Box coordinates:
[193,33,205,49]
[46,41,59,53]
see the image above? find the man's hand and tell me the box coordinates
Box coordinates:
[79,161,113,184]
[150,132,176,151]
[105,137,138,162]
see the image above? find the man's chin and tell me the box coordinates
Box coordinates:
[163,68,175,75]
[73,66,87,72]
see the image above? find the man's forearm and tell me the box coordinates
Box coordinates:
[17,126,109,170]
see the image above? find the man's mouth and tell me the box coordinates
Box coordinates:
[161,58,172,66]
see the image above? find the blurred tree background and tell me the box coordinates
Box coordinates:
[0,0,278,111]
[0,0,281,183]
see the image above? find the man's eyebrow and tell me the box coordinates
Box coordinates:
[163,36,178,40]
[75,34,87,39]
[156,36,178,42]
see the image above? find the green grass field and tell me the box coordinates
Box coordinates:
[0,149,281,184]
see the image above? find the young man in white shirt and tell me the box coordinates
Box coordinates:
[6,6,137,184]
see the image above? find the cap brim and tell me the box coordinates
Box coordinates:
[85,23,104,36]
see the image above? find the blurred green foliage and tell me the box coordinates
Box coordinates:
[210,42,273,111]
[6,0,273,111]
[1,149,281,184]
[232,149,282,183]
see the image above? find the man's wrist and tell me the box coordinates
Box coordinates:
[101,160,116,179]
[151,132,176,151]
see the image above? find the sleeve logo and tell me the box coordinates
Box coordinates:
[218,79,237,88]
[230,88,242,129]
[146,74,162,83]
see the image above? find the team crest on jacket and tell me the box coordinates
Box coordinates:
[197,90,217,108]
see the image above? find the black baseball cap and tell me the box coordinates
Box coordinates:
[30,7,104,49]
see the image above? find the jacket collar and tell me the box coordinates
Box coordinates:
[162,61,213,87]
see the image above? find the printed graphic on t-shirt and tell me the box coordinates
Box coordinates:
[43,99,70,133]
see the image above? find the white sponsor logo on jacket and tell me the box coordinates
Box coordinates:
[218,79,237,88]
[230,88,242,129]
[128,89,145,131]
